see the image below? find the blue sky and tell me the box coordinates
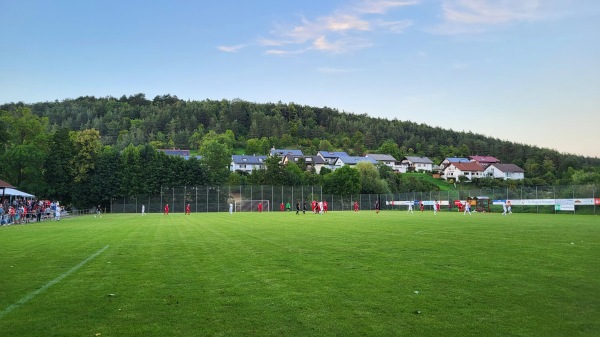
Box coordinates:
[1,0,599,157]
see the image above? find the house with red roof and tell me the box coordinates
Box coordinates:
[469,155,500,168]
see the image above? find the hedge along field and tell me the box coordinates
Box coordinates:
[0,211,598,337]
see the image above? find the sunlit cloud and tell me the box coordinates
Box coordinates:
[222,0,418,55]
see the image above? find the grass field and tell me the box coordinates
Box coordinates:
[0,211,598,336]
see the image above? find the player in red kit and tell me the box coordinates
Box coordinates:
[280,202,285,212]
[185,203,191,215]
[323,201,328,213]
[258,202,263,213]
[354,201,359,212]
[164,203,169,215]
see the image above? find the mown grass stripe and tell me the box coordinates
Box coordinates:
[0,245,109,320]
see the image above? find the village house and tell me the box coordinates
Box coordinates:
[365,154,405,172]
[333,155,378,169]
[282,154,325,174]
[440,157,470,170]
[469,155,500,168]
[317,151,350,171]
[401,156,434,172]
[484,163,525,180]
[230,155,267,173]
[442,162,486,181]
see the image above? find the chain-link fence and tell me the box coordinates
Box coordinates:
[110,184,599,215]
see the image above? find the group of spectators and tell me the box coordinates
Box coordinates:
[0,198,63,225]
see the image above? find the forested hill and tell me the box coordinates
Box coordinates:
[2,94,599,182]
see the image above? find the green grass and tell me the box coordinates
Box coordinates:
[403,173,457,191]
[1,211,598,336]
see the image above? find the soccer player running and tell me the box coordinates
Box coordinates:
[296,200,300,215]
[463,201,471,216]
[375,199,380,214]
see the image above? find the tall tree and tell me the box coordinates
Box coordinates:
[200,140,231,185]
[44,128,76,203]
[70,129,102,183]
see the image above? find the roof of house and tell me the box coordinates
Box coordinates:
[450,162,486,172]
[318,151,350,159]
[284,154,325,164]
[488,163,525,173]
[270,148,304,156]
[469,155,500,163]
[444,157,470,163]
[231,155,267,165]
[183,155,203,161]
[158,149,191,156]
[366,154,397,162]
[337,156,378,165]
[403,156,434,164]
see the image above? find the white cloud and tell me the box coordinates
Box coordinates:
[442,0,541,25]
[354,0,420,14]
[376,19,413,33]
[217,44,247,53]
[225,0,418,55]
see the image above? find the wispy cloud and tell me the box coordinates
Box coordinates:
[432,0,542,34]
[443,0,540,24]
[216,44,247,53]
[219,0,418,55]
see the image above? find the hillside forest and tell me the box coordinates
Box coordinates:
[1,94,599,209]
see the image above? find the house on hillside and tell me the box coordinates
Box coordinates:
[442,162,486,181]
[366,154,404,172]
[282,154,325,174]
[484,163,525,180]
[401,156,434,172]
[269,148,304,157]
[440,157,470,170]
[159,149,190,156]
[158,149,201,160]
[469,155,500,168]
[230,155,267,173]
[317,151,349,171]
[334,156,378,169]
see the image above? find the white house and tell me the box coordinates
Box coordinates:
[366,154,404,172]
[282,154,325,174]
[440,157,470,170]
[334,155,378,169]
[484,163,525,180]
[317,151,349,171]
[402,156,434,172]
[230,155,267,173]
[443,162,486,181]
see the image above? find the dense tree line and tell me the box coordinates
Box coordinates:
[1,95,599,208]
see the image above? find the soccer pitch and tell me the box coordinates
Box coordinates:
[0,211,598,336]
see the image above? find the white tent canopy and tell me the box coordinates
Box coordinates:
[3,188,35,198]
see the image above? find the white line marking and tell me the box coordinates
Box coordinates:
[0,245,109,319]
